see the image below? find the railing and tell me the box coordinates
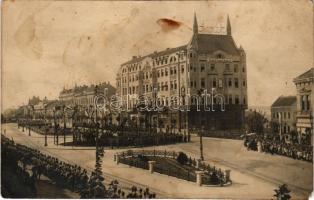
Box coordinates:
[117,150,231,186]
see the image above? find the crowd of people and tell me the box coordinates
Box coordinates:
[244,135,313,162]
[2,136,37,197]
[1,134,156,198]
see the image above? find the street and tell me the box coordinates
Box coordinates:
[2,123,312,199]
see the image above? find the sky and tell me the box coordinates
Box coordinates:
[2,0,313,110]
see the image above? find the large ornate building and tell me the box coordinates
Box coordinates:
[293,67,313,145]
[116,14,248,134]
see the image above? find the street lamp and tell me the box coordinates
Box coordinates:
[200,125,204,161]
[44,108,48,146]
[28,106,33,136]
[63,105,67,145]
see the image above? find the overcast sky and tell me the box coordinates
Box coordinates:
[2,0,313,110]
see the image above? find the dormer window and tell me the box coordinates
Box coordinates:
[217,54,224,59]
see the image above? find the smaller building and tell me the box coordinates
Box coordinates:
[271,96,297,142]
[293,67,313,145]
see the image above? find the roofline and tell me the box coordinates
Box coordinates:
[121,45,187,66]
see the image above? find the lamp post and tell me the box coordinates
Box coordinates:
[44,108,48,146]
[200,125,204,161]
[53,108,56,144]
[63,105,67,145]
[28,106,33,136]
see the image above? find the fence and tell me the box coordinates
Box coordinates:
[117,150,231,186]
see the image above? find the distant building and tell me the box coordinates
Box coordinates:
[293,68,313,145]
[116,13,247,133]
[271,96,297,140]
[59,82,116,107]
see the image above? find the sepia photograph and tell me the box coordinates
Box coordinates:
[1,0,313,199]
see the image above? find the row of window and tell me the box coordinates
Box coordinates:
[122,64,141,73]
[126,94,246,108]
[154,54,185,66]
[190,63,246,73]
[122,80,179,95]
[189,95,246,105]
[191,78,246,88]
[273,112,291,119]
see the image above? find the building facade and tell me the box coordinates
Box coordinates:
[271,96,297,141]
[116,14,248,133]
[59,82,116,107]
[293,68,313,145]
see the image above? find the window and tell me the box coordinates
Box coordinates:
[174,80,177,89]
[201,78,205,88]
[302,95,305,111]
[165,82,168,91]
[190,81,193,88]
[228,78,232,87]
[243,67,245,73]
[170,67,173,75]
[174,67,177,74]
[181,65,184,73]
[234,64,238,73]
[235,95,239,104]
[165,69,168,76]
[225,64,230,71]
[170,81,173,90]
[229,95,233,104]
[161,69,164,77]
[307,95,310,110]
[210,64,215,71]
[218,79,223,88]
[201,63,205,72]
[288,112,290,119]
[243,80,246,87]
[234,78,239,88]
[157,70,160,78]
[243,97,246,104]
[213,78,217,88]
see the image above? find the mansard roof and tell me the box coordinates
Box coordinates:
[121,33,241,66]
[121,45,187,66]
[151,45,187,58]
[271,96,296,108]
[196,34,240,55]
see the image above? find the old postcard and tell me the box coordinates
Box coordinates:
[1,0,313,199]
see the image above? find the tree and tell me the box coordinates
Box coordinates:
[245,110,267,134]
[274,184,291,200]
